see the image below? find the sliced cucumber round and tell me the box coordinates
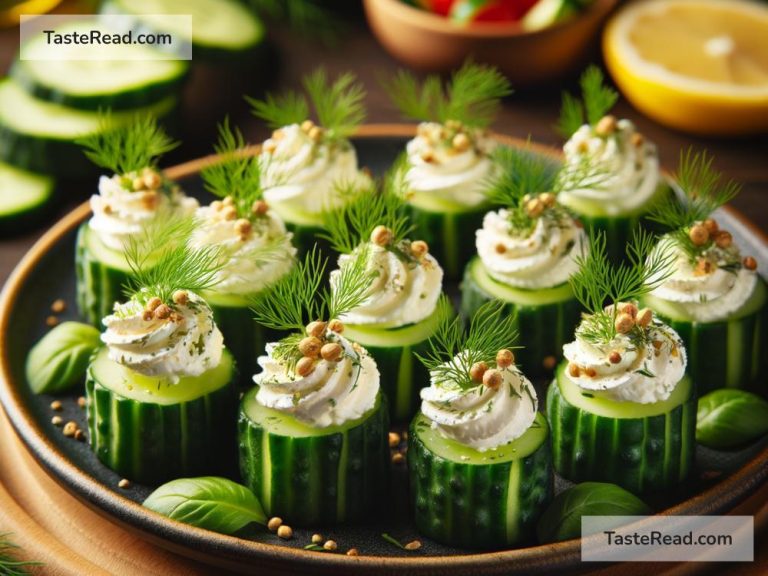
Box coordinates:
[86,347,238,484]
[409,412,552,549]
[642,280,768,394]
[406,193,492,280]
[343,301,446,422]
[101,0,265,60]
[0,79,177,178]
[461,257,581,376]
[0,160,54,235]
[238,390,389,526]
[13,23,189,111]
[75,223,133,326]
[547,363,695,495]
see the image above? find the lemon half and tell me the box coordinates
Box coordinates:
[603,0,768,136]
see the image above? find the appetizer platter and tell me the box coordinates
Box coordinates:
[2,65,768,575]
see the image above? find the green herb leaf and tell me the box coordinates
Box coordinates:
[0,533,43,575]
[381,533,406,550]
[557,66,618,138]
[76,112,178,175]
[486,143,556,207]
[536,482,651,544]
[696,389,768,450]
[327,243,376,320]
[201,117,264,218]
[25,322,101,394]
[382,61,512,128]
[304,544,328,552]
[246,91,309,131]
[143,476,266,534]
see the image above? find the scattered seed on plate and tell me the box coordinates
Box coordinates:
[50,400,62,411]
[277,525,293,540]
[391,453,405,465]
[323,540,337,552]
[78,396,87,408]
[74,429,86,442]
[267,517,283,532]
[311,533,323,544]
[118,479,131,489]
[46,316,59,327]
[62,421,77,437]
[388,432,400,448]
[51,416,63,426]
[50,299,66,313]
[404,540,422,551]
[346,548,359,556]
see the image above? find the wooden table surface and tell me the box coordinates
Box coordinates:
[1,4,767,574]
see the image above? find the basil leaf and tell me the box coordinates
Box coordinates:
[25,322,101,394]
[696,389,768,450]
[537,482,651,544]
[143,477,266,534]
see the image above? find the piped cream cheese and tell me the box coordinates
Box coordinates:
[260,123,371,215]
[420,354,538,451]
[405,122,496,208]
[332,242,444,328]
[476,207,586,289]
[254,332,380,428]
[189,203,296,296]
[563,306,686,404]
[89,171,198,251]
[559,119,660,215]
[101,290,224,380]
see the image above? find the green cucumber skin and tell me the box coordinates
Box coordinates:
[75,224,129,327]
[460,262,581,377]
[85,362,238,484]
[406,203,489,280]
[408,418,552,549]
[654,307,768,396]
[547,370,696,495]
[238,395,389,526]
[10,61,189,112]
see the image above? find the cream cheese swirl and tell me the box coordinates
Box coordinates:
[189,206,296,296]
[332,243,444,327]
[559,119,660,215]
[405,122,496,208]
[254,332,380,428]
[89,173,198,251]
[101,291,224,380]
[260,123,371,215]
[476,208,587,289]
[648,238,757,322]
[563,315,686,404]
[420,355,538,451]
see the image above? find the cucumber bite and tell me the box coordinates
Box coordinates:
[0,160,54,235]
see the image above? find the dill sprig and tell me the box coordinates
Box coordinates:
[0,533,42,575]
[201,118,264,220]
[381,61,512,128]
[320,169,411,255]
[416,298,518,390]
[123,217,225,305]
[557,66,619,138]
[247,68,366,139]
[569,229,675,346]
[76,112,178,175]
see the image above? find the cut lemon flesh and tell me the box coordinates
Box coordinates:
[603,0,768,136]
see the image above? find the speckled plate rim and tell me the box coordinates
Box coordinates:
[1,125,767,575]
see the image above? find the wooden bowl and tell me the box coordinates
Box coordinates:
[363,0,619,87]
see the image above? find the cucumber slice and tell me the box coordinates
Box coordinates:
[343,301,446,422]
[13,23,189,111]
[75,223,133,326]
[559,183,672,263]
[642,280,768,394]
[102,0,264,60]
[0,79,177,178]
[409,412,552,549]
[461,257,581,376]
[86,347,238,484]
[547,363,695,495]
[0,161,54,235]
[238,391,389,526]
[406,193,492,280]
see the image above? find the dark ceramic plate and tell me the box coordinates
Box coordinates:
[1,126,767,575]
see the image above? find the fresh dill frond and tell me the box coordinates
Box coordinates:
[486,143,556,207]
[554,153,613,194]
[381,61,512,128]
[557,65,618,138]
[0,533,43,576]
[123,217,225,304]
[248,68,366,139]
[201,118,264,219]
[416,298,518,390]
[76,112,178,175]
[327,244,376,320]
[320,176,411,255]
[569,229,675,346]
[270,332,305,373]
